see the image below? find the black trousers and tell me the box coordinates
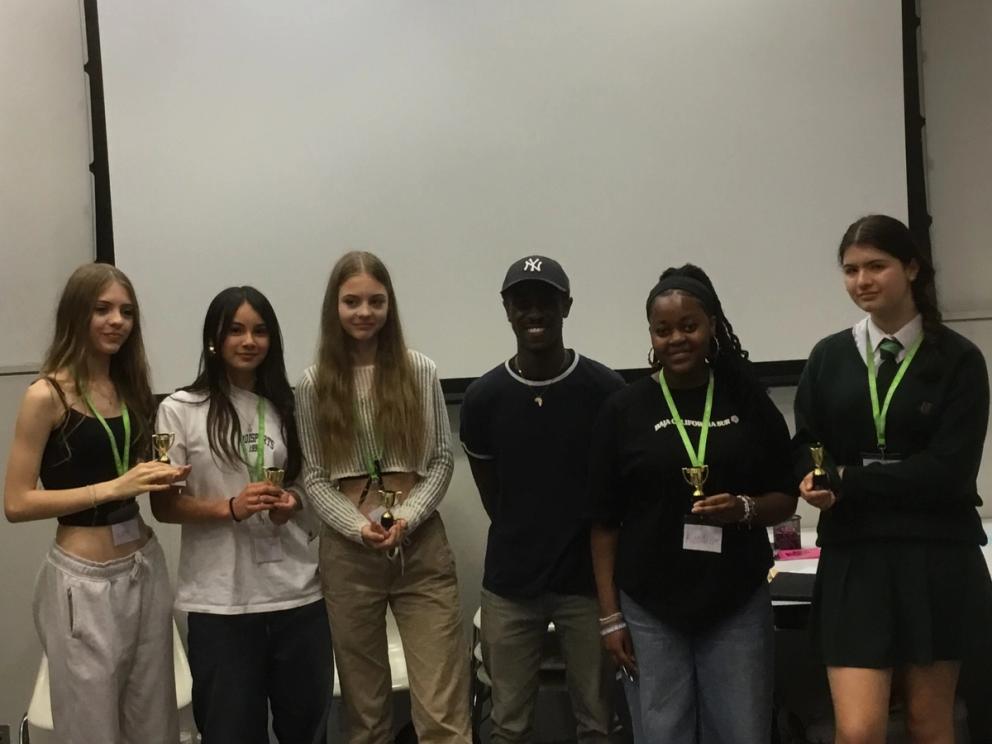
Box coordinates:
[187,599,333,744]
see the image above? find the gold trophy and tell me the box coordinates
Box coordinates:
[152,433,175,464]
[682,465,709,500]
[264,467,285,488]
[379,489,402,530]
[810,444,830,491]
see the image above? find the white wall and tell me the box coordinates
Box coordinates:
[0,0,94,372]
[96,0,903,391]
[920,0,992,316]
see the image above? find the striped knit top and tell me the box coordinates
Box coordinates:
[295,349,454,543]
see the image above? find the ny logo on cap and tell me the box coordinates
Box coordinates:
[524,258,542,272]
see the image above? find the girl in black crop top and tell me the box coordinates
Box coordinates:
[3,264,188,744]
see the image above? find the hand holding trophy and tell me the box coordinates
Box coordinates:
[682,465,709,500]
[378,488,402,530]
[809,444,831,491]
[152,432,175,464]
[264,467,285,488]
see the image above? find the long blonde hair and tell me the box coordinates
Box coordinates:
[41,263,156,459]
[315,252,424,466]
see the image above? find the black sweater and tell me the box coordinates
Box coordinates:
[793,325,989,546]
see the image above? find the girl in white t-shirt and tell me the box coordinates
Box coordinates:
[153,286,331,744]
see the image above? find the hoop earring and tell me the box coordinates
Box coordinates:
[647,347,662,370]
[707,336,721,363]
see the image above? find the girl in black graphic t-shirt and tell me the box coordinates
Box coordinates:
[590,264,797,744]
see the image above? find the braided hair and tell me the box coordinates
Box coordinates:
[646,264,768,420]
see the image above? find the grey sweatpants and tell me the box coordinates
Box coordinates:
[33,533,179,744]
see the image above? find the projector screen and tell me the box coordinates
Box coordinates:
[95,0,907,392]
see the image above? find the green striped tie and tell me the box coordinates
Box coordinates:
[876,337,903,397]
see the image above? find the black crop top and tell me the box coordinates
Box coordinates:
[41,404,139,527]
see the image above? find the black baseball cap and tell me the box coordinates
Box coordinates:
[500,255,570,295]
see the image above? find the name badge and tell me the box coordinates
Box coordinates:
[861,451,903,466]
[251,535,284,564]
[111,517,142,546]
[683,521,723,553]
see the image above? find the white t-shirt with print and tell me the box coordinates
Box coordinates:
[157,387,322,614]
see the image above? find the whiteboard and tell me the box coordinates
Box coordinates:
[96,0,907,391]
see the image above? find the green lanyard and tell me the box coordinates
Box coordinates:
[658,369,714,469]
[865,328,923,450]
[239,397,267,482]
[83,394,131,477]
[355,399,383,482]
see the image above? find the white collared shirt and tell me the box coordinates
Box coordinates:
[852,314,923,367]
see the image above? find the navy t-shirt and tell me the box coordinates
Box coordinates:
[590,371,794,630]
[460,353,625,598]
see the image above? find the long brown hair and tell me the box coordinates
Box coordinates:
[40,263,156,460]
[315,252,424,466]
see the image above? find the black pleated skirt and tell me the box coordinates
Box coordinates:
[811,540,992,668]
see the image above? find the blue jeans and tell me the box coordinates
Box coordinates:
[620,584,773,744]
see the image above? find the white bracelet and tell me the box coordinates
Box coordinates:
[736,494,756,526]
[600,621,628,637]
[599,612,623,625]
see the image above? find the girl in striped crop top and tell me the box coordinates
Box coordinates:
[295,251,472,744]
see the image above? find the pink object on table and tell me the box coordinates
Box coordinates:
[775,547,821,560]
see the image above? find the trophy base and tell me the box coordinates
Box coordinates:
[380,512,395,530]
[157,455,171,464]
[811,472,830,491]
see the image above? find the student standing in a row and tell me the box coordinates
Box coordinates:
[295,252,472,744]
[153,286,332,744]
[794,214,992,744]
[589,264,798,744]
[461,256,624,744]
[4,264,188,744]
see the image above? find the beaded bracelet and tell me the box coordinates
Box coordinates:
[600,621,628,637]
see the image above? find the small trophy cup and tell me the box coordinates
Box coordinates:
[379,489,402,530]
[264,467,285,488]
[682,465,709,500]
[810,444,830,491]
[152,433,175,464]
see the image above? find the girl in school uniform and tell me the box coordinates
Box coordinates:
[3,263,187,744]
[794,214,992,744]
[590,264,798,744]
[295,251,471,744]
[153,286,331,744]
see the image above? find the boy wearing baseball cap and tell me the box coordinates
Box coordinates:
[460,255,624,743]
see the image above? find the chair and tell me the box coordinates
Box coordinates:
[19,621,194,744]
[329,605,412,742]
[331,605,409,696]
